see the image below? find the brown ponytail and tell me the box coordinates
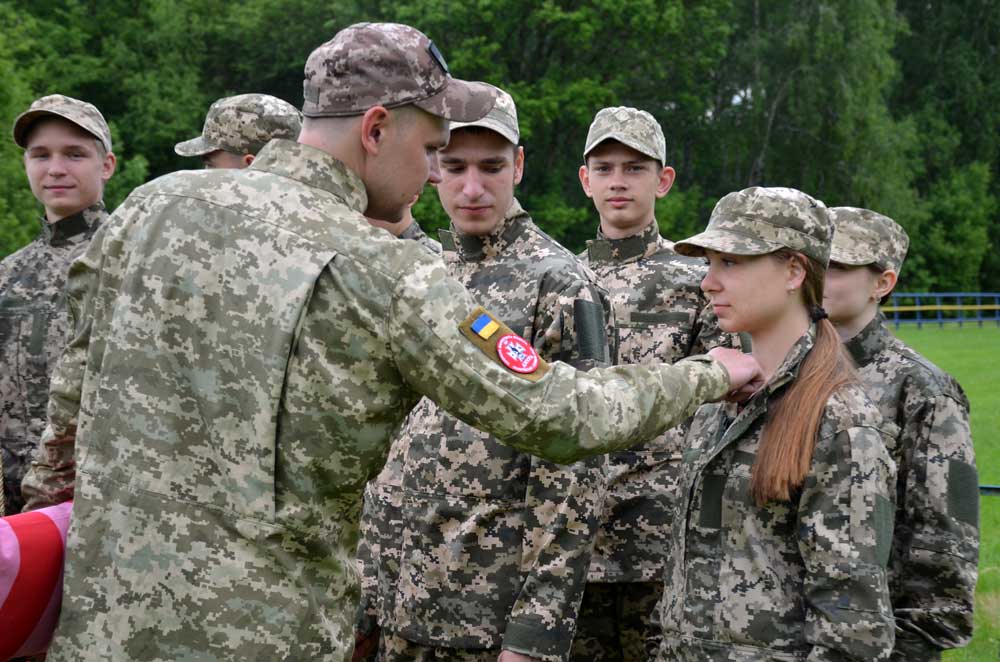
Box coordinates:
[750,250,858,506]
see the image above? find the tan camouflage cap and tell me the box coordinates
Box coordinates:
[174,93,302,157]
[12,94,112,152]
[302,22,496,122]
[448,85,519,144]
[674,186,834,266]
[583,106,666,164]
[829,207,909,273]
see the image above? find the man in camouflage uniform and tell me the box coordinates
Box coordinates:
[573,107,738,660]
[362,87,612,662]
[24,23,757,662]
[174,93,302,169]
[825,208,978,661]
[0,94,114,515]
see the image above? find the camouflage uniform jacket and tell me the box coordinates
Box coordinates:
[581,220,736,582]
[398,220,442,254]
[42,139,731,662]
[657,327,897,662]
[845,316,978,657]
[380,201,612,660]
[0,204,104,514]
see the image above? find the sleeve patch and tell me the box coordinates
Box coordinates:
[459,306,551,383]
[947,459,980,526]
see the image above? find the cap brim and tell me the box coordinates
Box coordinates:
[174,136,218,157]
[829,243,878,267]
[448,116,519,144]
[12,109,108,151]
[413,79,496,123]
[673,228,785,258]
[584,131,661,163]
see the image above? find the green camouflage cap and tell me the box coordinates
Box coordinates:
[12,94,112,152]
[829,206,909,273]
[302,22,496,122]
[583,106,666,163]
[448,84,519,144]
[174,93,302,157]
[675,186,833,266]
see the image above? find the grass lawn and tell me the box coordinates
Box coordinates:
[892,323,1000,661]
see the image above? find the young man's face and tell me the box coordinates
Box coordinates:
[437,129,524,237]
[23,117,115,222]
[579,140,674,238]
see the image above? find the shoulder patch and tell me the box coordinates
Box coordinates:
[459,306,551,382]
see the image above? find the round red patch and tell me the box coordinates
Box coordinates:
[496,334,539,374]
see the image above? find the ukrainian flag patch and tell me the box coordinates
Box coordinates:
[470,312,500,339]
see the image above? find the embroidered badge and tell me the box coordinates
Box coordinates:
[470,312,500,339]
[496,334,539,374]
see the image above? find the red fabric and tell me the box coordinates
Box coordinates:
[0,511,65,660]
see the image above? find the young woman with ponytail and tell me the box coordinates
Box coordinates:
[651,187,898,661]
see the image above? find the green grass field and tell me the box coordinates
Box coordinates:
[891,324,999,661]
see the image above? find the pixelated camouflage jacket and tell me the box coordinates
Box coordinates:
[0,203,103,515]
[581,220,738,582]
[374,202,612,661]
[41,140,731,662]
[398,220,442,254]
[656,327,898,662]
[845,316,978,658]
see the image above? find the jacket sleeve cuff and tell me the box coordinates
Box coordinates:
[502,618,576,661]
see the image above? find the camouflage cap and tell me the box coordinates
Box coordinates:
[829,207,909,273]
[302,22,496,122]
[674,186,834,266]
[174,93,302,157]
[12,94,112,153]
[448,85,519,144]
[583,106,666,164]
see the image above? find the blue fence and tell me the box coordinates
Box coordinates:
[883,292,1000,328]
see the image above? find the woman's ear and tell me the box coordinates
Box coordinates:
[786,254,807,291]
[873,269,898,300]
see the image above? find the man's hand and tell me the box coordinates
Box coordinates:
[497,651,544,662]
[352,627,380,662]
[708,347,764,402]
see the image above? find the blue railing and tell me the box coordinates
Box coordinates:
[883,292,1000,328]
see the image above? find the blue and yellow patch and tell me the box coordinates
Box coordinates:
[470,312,500,339]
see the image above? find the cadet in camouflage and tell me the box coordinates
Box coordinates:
[655,187,898,661]
[32,23,752,662]
[175,93,302,169]
[367,86,613,662]
[574,106,739,661]
[825,207,978,661]
[1,94,114,515]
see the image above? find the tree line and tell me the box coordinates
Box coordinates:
[1,0,998,292]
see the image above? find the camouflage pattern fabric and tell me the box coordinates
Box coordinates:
[13,94,112,152]
[845,316,978,659]
[656,327,898,661]
[398,220,442,254]
[373,200,611,661]
[41,139,730,661]
[580,219,738,583]
[569,581,663,662]
[302,23,496,122]
[829,207,909,273]
[674,187,832,267]
[449,85,519,145]
[174,93,302,157]
[583,106,666,163]
[377,632,499,661]
[0,204,104,515]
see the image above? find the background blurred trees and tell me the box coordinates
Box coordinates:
[1,0,997,291]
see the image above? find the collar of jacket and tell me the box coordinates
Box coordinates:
[249,139,368,214]
[585,219,662,264]
[438,198,529,262]
[39,202,105,246]
[844,312,891,369]
[399,220,428,242]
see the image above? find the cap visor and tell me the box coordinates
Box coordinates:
[448,116,518,144]
[585,132,660,162]
[413,79,496,123]
[829,244,877,266]
[174,136,217,157]
[673,229,784,258]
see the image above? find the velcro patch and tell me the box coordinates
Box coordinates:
[459,306,551,382]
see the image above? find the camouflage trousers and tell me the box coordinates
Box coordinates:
[569,581,663,662]
[377,632,499,662]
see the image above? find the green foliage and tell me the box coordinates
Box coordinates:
[0,0,997,292]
